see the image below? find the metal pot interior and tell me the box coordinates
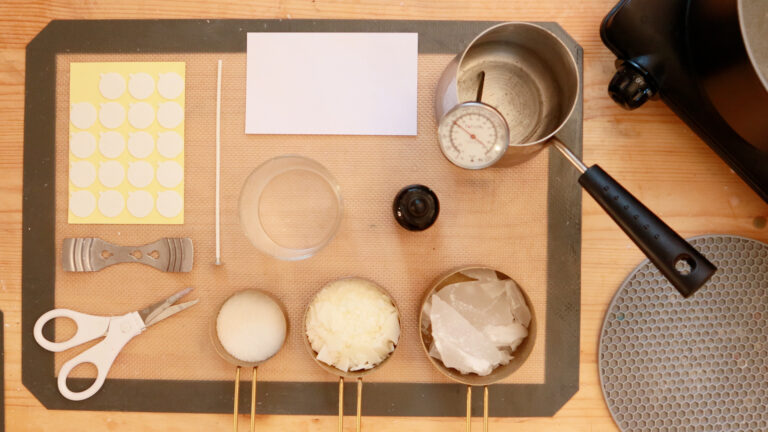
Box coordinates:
[456,23,579,151]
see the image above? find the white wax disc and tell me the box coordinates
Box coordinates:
[127,131,154,158]
[98,190,124,217]
[69,161,96,188]
[70,190,96,217]
[128,102,155,129]
[157,72,184,99]
[99,102,126,129]
[156,161,183,188]
[128,73,155,99]
[156,190,182,218]
[98,161,125,188]
[99,73,126,100]
[127,161,154,188]
[127,190,154,218]
[216,290,287,363]
[157,102,183,129]
[99,131,125,158]
[70,131,96,158]
[157,131,183,158]
[70,102,97,129]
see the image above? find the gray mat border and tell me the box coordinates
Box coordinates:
[22,19,582,416]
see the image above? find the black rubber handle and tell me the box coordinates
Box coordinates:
[579,165,716,297]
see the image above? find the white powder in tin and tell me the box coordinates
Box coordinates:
[216,290,287,363]
[305,278,400,373]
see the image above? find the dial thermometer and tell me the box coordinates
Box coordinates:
[437,102,510,170]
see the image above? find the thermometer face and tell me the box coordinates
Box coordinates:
[437,102,510,170]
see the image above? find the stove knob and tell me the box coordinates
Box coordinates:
[608,61,656,110]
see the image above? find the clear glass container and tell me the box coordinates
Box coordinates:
[238,155,343,261]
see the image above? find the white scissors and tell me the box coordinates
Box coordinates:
[33,287,198,401]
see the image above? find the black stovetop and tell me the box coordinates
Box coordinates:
[601,0,768,203]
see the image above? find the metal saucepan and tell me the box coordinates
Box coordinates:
[419,267,537,431]
[436,22,717,297]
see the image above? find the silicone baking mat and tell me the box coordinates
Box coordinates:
[600,235,768,432]
[22,19,582,416]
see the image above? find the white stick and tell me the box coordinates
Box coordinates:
[215,59,222,265]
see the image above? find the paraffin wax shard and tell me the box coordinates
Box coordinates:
[426,271,531,376]
[430,295,511,376]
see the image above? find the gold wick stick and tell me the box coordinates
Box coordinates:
[483,386,489,432]
[466,385,472,432]
[233,366,241,432]
[356,378,363,432]
[250,367,258,432]
[338,377,344,432]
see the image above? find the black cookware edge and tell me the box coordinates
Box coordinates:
[601,0,768,203]
[22,19,582,416]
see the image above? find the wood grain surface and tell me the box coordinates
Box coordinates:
[1,1,767,431]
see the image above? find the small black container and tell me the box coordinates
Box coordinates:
[393,185,439,231]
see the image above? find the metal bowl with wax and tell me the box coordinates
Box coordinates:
[211,289,289,432]
[304,277,401,432]
[419,267,537,429]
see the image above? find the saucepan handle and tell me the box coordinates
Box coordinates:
[578,164,717,297]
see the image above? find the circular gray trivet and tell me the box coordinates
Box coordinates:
[599,235,768,432]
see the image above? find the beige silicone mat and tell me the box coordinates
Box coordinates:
[54,52,548,385]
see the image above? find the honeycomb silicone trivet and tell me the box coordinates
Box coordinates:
[599,235,768,432]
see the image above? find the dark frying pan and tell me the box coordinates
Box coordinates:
[689,0,768,153]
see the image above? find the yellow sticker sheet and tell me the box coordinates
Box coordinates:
[68,62,185,224]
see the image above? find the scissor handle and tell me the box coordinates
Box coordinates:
[35,311,145,401]
[33,309,111,352]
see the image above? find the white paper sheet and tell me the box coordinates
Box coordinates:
[245,32,418,136]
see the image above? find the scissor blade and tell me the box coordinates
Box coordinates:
[139,287,194,325]
[144,299,198,328]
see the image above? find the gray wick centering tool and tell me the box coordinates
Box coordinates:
[62,237,194,272]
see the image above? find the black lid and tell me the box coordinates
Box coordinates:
[393,185,439,231]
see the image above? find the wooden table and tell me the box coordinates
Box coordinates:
[1,1,766,430]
